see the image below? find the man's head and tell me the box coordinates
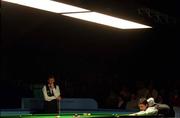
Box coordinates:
[138,98,148,111]
[48,75,55,85]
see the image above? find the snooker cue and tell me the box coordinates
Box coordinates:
[57,99,60,115]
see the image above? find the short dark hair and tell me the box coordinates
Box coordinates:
[138,98,148,105]
[48,75,55,79]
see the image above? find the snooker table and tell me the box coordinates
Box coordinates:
[1,112,131,118]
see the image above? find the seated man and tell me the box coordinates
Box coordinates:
[42,75,61,113]
[129,98,158,116]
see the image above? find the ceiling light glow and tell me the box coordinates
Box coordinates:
[63,12,151,29]
[2,0,151,29]
[2,0,89,13]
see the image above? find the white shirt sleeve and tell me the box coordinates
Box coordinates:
[42,86,56,101]
[145,107,158,115]
[129,107,158,116]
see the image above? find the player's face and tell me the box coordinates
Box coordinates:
[138,104,148,111]
[48,78,55,84]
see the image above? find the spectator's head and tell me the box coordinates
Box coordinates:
[138,98,148,111]
[130,93,137,100]
[118,95,124,102]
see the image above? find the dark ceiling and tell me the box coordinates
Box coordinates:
[2,0,179,48]
[1,0,180,82]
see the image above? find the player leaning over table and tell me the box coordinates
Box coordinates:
[42,75,61,113]
[147,97,175,117]
[129,97,158,116]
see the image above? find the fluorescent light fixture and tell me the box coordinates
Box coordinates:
[63,12,151,29]
[2,0,89,13]
[2,0,152,29]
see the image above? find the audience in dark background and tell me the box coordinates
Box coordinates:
[1,75,179,109]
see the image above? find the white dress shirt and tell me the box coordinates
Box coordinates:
[42,85,60,101]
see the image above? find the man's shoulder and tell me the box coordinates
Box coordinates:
[42,85,47,89]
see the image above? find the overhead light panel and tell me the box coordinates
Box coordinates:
[63,12,151,29]
[2,0,89,13]
[2,0,152,29]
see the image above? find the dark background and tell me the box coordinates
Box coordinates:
[1,0,180,108]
